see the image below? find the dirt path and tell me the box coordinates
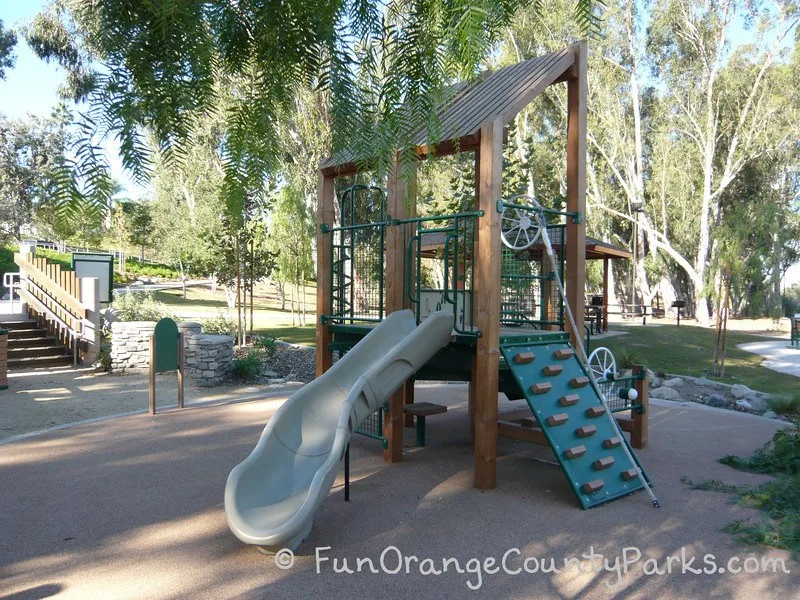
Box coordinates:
[0,367,273,441]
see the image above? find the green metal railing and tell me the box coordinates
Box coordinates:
[500,223,566,331]
[397,211,483,336]
[597,371,646,413]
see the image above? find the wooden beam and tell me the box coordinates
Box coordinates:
[565,41,587,347]
[383,155,415,462]
[602,256,609,332]
[497,421,549,446]
[315,170,335,377]
[473,121,503,490]
[498,51,576,124]
[631,364,649,448]
[468,148,480,442]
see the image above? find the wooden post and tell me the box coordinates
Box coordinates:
[316,170,335,377]
[383,155,414,462]
[602,256,609,332]
[0,330,7,390]
[149,334,156,416]
[177,332,184,409]
[631,364,649,449]
[565,41,587,347]
[473,121,503,490]
[468,149,480,440]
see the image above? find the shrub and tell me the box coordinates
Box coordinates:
[35,248,72,269]
[202,314,237,336]
[618,349,642,370]
[766,394,800,416]
[254,335,278,358]
[720,426,800,476]
[111,291,174,322]
[124,259,181,279]
[232,350,263,381]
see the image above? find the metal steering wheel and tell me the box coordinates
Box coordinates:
[500,196,543,251]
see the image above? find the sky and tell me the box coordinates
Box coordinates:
[0,0,142,199]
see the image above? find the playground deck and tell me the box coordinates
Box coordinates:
[0,386,795,599]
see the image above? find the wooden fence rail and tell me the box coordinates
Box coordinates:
[13,253,86,352]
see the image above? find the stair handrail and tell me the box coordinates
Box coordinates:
[13,252,86,366]
[14,253,86,320]
[3,272,20,313]
[16,279,83,366]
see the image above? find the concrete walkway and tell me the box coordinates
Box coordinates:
[0,385,795,599]
[737,340,800,377]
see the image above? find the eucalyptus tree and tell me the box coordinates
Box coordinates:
[0,19,16,80]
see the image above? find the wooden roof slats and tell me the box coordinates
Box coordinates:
[322,46,578,174]
[416,49,570,148]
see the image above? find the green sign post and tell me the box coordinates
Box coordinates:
[149,317,184,415]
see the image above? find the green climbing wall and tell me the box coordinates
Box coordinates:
[500,340,651,509]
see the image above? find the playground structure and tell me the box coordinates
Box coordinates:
[226,43,654,552]
[315,42,649,484]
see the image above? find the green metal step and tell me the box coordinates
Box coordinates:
[500,340,651,509]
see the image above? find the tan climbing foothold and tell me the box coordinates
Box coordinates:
[564,445,586,459]
[582,479,605,494]
[547,413,569,426]
[576,425,597,438]
[514,352,536,365]
[543,364,564,376]
[621,468,640,481]
[559,394,580,407]
[570,376,590,388]
[593,456,615,471]
[586,406,607,418]
[529,382,552,395]
[603,436,621,449]
[554,348,574,360]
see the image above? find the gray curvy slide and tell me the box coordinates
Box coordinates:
[225,309,454,552]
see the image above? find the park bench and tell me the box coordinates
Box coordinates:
[404,402,448,447]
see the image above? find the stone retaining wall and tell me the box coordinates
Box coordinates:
[110,321,155,373]
[110,320,233,386]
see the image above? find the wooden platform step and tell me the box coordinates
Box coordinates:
[570,376,590,389]
[564,445,586,459]
[559,394,580,407]
[621,468,640,481]
[528,382,551,395]
[546,413,569,426]
[542,364,563,376]
[582,479,605,494]
[404,402,447,417]
[513,351,535,365]
[593,456,615,471]
[554,348,574,360]
[575,425,597,438]
[603,436,621,449]
[586,406,607,418]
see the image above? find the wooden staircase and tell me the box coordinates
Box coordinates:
[1,318,72,370]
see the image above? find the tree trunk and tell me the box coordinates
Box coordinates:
[178,258,187,299]
[236,235,242,347]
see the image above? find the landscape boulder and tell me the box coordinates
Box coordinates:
[661,377,683,388]
[651,387,681,400]
[731,384,755,399]
[706,394,728,408]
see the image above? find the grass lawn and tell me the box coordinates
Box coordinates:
[256,325,316,346]
[600,323,798,397]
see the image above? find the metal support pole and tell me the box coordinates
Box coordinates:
[344,443,350,502]
[149,334,156,415]
[177,332,184,409]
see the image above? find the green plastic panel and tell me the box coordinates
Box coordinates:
[153,317,179,373]
[500,340,650,509]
